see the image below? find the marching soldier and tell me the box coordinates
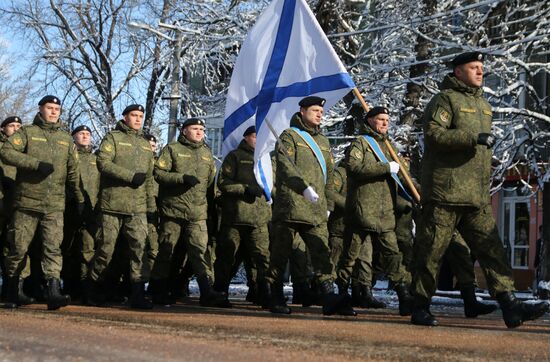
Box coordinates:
[214,125,271,306]
[61,125,100,299]
[266,96,354,316]
[150,118,225,307]
[411,52,548,327]
[1,96,84,310]
[336,106,414,316]
[86,104,155,309]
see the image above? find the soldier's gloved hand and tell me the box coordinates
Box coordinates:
[244,185,264,198]
[477,133,496,148]
[389,161,400,174]
[77,202,85,216]
[146,212,157,224]
[182,175,200,187]
[37,162,54,176]
[131,172,147,187]
[302,186,319,203]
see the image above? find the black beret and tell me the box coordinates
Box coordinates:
[38,95,61,106]
[366,106,389,118]
[299,96,326,108]
[144,134,157,143]
[451,52,484,68]
[71,125,92,136]
[243,125,256,137]
[181,117,206,128]
[1,116,22,128]
[122,104,144,115]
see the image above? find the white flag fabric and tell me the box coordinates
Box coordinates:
[222,0,355,201]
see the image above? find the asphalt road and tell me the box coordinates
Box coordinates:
[0,299,549,361]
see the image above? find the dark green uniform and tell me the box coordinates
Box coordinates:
[336,124,411,289]
[412,74,515,303]
[214,140,270,293]
[1,113,83,280]
[142,178,159,282]
[394,196,414,272]
[151,133,216,282]
[62,146,100,292]
[266,112,335,286]
[88,121,155,284]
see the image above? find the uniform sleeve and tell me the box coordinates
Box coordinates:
[66,145,85,204]
[96,134,134,183]
[154,145,185,185]
[324,147,335,212]
[424,94,477,150]
[326,167,346,211]
[345,138,390,181]
[217,152,247,196]
[146,154,156,213]
[0,129,41,171]
[276,131,308,194]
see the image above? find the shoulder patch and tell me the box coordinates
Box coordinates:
[352,149,363,160]
[13,136,22,146]
[158,159,168,168]
[223,163,232,174]
[104,144,113,152]
[435,106,451,125]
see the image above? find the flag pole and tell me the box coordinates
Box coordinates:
[351,88,421,204]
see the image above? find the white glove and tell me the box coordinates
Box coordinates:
[327,211,331,218]
[302,186,319,203]
[389,161,400,174]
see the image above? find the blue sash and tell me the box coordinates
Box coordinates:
[291,127,327,183]
[362,135,412,202]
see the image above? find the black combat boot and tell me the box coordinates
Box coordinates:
[321,280,356,316]
[197,276,230,308]
[17,278,35,306]
[269,282,291,314]
[496,292,549,328]
[539,288,550,300]
[360,285,386,309]
[411,298,438,326]
[351,285,362,307]
[246,282,258,304]
[83,279,106,307]
[394,283,414,316]
[293,281,316,307]
[129,282,153,309]
[3,277,18,309]
[151,279,176,306]
[46,278,71,310]
[460,287,497,318]
[258,279,271,309]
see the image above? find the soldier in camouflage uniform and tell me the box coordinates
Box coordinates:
[411,52,548,327]
[336,106,413,316]
[1,96,84,310]
[61,125,100,300]
[86,104,155,309]
[328,162,385,309]
[213,126,271,306]
[0,116,33,307]
[142,134,159,287]
[266,96,354,316]
[151,118,225,307]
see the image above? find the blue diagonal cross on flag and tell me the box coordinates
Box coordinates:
[222,0,356,201]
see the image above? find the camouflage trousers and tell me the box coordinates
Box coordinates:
[88,212,147,283]
[336,226,411,288]
[289,234,313,284]
[443,233,477,289]
[151,218,210,281]
[330,234,371,287]
[141,221,159,282]
[266,222,334,285]
[412,203,515,303]
[213,224,269,291]
[5,209,64,279]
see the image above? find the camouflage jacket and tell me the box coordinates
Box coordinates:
[272,112,335,225]
[394,196,413,242]
[344,124,400,232]
[155,133,215,221]
[0,113,83,213]
[0,134,17,215]
[217,140,271,226]
[97,121,155,215]
[75,146,100,210]
[327,164,346,237]
[421,74,492,208]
